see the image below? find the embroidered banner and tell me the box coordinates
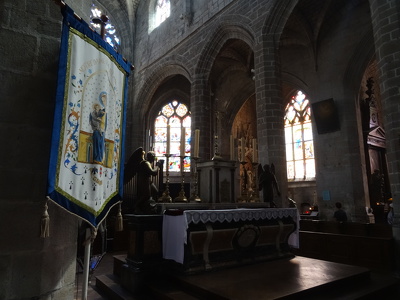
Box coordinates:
[47,5,131,228]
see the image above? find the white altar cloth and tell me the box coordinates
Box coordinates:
[162,208,299,264]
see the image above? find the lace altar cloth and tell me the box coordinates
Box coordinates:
[162,208,299,264]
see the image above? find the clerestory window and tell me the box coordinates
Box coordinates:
[149,0,171,33]
[90,4,120,50]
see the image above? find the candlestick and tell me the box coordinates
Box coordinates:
[174,155,188,202]
[159,154,172,202]
[180,127,186,157]
[166,125,171,155]
[189,156,201,202]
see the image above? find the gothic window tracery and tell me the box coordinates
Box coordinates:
[284,91,316,180]
[154,101,191,172]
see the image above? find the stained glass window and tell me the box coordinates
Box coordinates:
[90,4,120,50]
[284,91,315,180]
[154,101,191,172]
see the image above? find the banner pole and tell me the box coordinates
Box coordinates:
[82,227,92,300]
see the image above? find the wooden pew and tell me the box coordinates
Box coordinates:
[292,220,395,271]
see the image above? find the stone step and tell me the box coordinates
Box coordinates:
[96,274,137,300]
[113,254,127,278]
[96,273,202,300]
[146,281,203,300]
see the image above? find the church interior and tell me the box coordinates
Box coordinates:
[1,0,400,299]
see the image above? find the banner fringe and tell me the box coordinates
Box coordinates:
[46,195,121,233]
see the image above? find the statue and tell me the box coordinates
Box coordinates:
[124,147,159,214]
[146,151,159,201]
[258,164,281,207]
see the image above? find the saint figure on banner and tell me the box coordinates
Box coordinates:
[90,92,107,164]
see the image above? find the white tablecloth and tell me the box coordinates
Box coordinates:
[162,208,299,264]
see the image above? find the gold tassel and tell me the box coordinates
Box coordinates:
[115,202,123,232]
[40,201,50,238]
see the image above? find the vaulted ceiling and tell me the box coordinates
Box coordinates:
[281,0,366,57]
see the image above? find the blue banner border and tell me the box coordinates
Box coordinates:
[47,5,131,228]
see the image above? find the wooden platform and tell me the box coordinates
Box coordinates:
[94,254,400,300]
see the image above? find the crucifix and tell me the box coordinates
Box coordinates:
[92,14,109,39]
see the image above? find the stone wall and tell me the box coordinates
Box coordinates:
[0,1,80,299]
[0,0,135,298]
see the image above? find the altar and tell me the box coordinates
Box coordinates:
[120,206,299,293]
[162,208,299,274]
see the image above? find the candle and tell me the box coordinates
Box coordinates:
[252,139,257,163]
[180,127,186,157]
[230,135,234,160]
[194,129,200,158]
[166,125,171,154]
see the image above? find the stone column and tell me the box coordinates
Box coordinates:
[369,0,400,272]
[254,39,287,207]
[191,74,212,160]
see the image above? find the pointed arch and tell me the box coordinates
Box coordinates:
[195,18,256,77]
[262,0,298,40]
[134,62,192,120]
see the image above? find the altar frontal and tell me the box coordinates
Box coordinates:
[162,208,299,273]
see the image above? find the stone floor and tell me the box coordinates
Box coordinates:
[74,251,124,300]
